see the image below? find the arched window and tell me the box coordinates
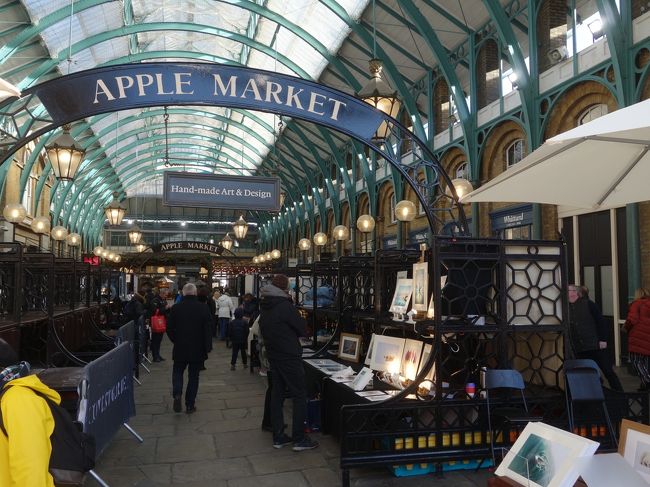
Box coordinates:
[455,162,469,179]
[506,139,525,168]
[579,103,608,125]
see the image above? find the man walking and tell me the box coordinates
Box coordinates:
[259,274,318,451]
[167,283,213,413]
[568,284,623,391]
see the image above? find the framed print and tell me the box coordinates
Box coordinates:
[364,333,376,366]
[495,422,599,487]
[417,343,435,381]
[619,418,650,482]
[369,335,405,374]
[396,270,408,281]
[338,333,362,363]
[400,339,423,380]
[389,278,413,314]
[412,262,428,311]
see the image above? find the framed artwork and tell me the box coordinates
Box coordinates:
[412,262,428,311]
[495,422,599,487]
[364,333,376,366]
[389,278,413,314]
[338,333,362,363]
[396,270,408,281]
[369,335,405,374]
[417,343,435,381]
[426,275,448,318]
[619,419,650,483]
[400,339,423,380]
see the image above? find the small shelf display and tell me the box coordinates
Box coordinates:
[275,236,649,486]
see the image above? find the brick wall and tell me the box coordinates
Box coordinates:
[537,0,568,73]
[476,38,500,109]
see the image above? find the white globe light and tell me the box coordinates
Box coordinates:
[51,226,68,241]
[93,246,103,256]
[313,232,327,246]
[395,200,417,222]
[356,214,375,234]
[3,203,27,223]
[30,216,50,234]
[333,225,350,241]
[272,249,281,259]
[298,238,311,251]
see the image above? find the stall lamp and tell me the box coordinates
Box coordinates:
[313,232,327,246]
[264,251,273,261]
[104,192,127,226]
[135,243,147,253]
[3,203,27,223]
[232,215,248,239]
[101,249,109,258]
[395,200,417,222]
[93,246,104,256]
[272,249,281,259]
[333,225,350,241]
[45,124,86,181]
[298,238,311,251]
[356,214,376,234]
[253,256,259,264]
[449,178,474,200]
[221,233,233,250]
[258,254,266,262]
[66,233,81,247]
[113,255,121,263]
[127,224,143,244]
[51,226,68,241]
[30,216,51,235]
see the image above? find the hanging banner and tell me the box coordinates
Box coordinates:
[33,62,384,142]
[152,240,224,254]
[163,172,280,211]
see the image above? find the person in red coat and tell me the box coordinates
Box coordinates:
[625,288,650,391]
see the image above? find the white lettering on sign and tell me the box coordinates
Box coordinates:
[169,183,273,200]
[92,71,348,122]
[503,213,524,224]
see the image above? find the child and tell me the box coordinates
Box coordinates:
[228,308,248,370]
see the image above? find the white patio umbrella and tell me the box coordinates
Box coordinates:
[0,77,20,102]
[461,98,650,210]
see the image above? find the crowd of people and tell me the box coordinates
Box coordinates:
[7,275,650,483]
[117,276,319,451]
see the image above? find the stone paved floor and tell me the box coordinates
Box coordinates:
[87,338,494,487]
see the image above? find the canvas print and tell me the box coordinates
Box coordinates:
[400,339,423,380]
[620,419,650,482]
[338,333,362,363]
[507,433,569,487]
[412,262,428,311]
[496,422,599,487]
[369,335,405,374]
[389,278,413,314]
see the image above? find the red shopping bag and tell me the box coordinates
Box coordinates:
[151,309,167,333]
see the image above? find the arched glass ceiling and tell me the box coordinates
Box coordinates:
[1,0,528,205]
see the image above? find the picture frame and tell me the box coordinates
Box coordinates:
[619,418,650,482]
[400,338,423,380]
[396,270,408,281]
[412,262,428,311]
[338,332,362,363]
[389,278,413,314]
[426,275,448,318]
[495,422,599,487]
[364,333,375,366]
[417,343,435,382]
[369,335,405,374]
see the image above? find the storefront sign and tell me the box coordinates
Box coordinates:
[34,63,384,142]
[152,240,224,254]
[163,172,280,211]
[83,255,100,266]
[490,204,533,230]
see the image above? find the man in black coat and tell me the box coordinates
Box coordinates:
[259,274,318,451]
[166,282,213,413]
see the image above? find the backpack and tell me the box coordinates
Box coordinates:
[0,385,96,485]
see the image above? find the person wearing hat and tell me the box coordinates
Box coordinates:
[259,274,318,451]
[0,338,61,486]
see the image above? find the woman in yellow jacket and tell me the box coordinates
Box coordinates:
[0,339,60,487]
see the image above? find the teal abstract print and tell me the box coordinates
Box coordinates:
[507,433,569,487]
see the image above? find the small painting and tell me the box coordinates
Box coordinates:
[369,335,405,374]
[412,262,428,311]
[389,278,413,314]
[400,339,423,380]
[338,333,362,363]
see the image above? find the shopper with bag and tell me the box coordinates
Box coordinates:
[148,288,168,362]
